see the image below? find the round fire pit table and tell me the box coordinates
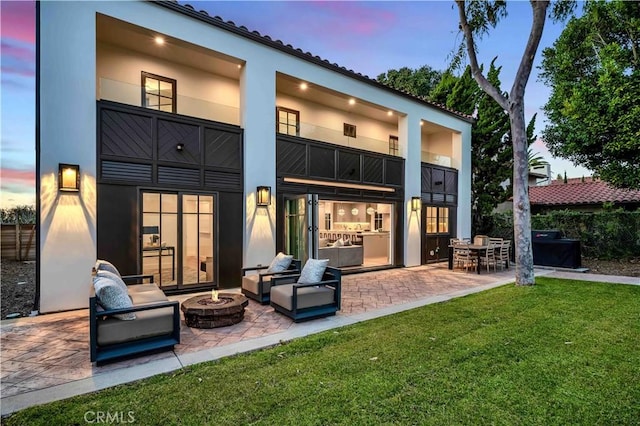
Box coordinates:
[181,293,248,328]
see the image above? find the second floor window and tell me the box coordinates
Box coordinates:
[142,72,176,113]
[343,123,357,138]
[276,107,300,136]
[389,135,399,156]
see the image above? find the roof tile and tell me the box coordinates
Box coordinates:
[529,179,640,206]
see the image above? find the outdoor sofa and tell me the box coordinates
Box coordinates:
[89,260,180,365]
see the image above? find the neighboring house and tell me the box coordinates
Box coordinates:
[529,177,640,214]
[37,1,473,312]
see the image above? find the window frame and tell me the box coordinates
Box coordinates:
[343,123,357,138]
[389,135,399,156]
[276,106,300,136]
[141,71,177,113]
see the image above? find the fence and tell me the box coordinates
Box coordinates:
[1,224,36,261]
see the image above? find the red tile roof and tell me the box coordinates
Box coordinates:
[529,178,640,206]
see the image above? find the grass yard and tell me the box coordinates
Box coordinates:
[5,277,639,425]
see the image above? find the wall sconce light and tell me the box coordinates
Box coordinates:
[411,196,421,211]
[58,163,80,192]
[256,186,271,207]
[176,143,184,152]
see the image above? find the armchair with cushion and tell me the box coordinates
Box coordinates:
[241,252,301,304]
[270,259,341,322]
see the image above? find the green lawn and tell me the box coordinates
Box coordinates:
[6,277,639,425]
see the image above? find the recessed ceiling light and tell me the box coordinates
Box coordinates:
[387,111,393,116]
[155,36,165,45]
[348,98,356,105]
[237,64,242,69]
[300,82,308,90]
[420,121,424,126]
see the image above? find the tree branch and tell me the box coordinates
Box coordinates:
[510,1,550,101]
[455,0,509,111]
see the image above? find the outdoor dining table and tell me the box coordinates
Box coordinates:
[448,244,490,274]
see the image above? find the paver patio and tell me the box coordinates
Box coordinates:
[1,263,570,414]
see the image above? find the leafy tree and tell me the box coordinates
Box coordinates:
[0,205,36,224]
[540,0,640,189]
[454,0,576,285]
[376,65,443,97]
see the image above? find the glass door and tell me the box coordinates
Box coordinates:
[423,206,451,263]
[141,191,216,290]
[284,194,317,263]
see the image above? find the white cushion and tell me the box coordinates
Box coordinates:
[332,239,344,247]
[298,258,329,284]
[95,259,121,277]
[93,275,135,320]
[96,270,127,293]
[267,252,293,273]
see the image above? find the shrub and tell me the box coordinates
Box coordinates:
[485,210,640,260]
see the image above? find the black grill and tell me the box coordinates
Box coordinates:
[532,230,581,268]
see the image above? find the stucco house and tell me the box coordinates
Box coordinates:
[37,1,473,313]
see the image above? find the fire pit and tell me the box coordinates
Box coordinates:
[181,292,248,328]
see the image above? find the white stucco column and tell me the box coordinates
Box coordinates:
[240,62,277,267]
[400,114,422,267]
[452,127,472,239]
[39,2,97,312]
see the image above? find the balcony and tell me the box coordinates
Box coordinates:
[421,151,452,168]
[98,78,240,126]
[281,121,401,157]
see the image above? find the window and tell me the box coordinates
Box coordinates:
[374,212,383,231]
[324,213,331,230]
[389,135,399,156]
[276,107,300,136]
[426,207,449,234]
[142,72,176,113]
[343,123,356,138]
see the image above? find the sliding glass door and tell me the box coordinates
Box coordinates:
[284,195,316,264]
[141,191,216,289]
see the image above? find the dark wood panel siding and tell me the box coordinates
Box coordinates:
[157,166,200,186]
[385,159,403,186]
[276,139,307,176]
[276,135,404,199]
[421,163,458,207]
[338,151,361,182]
[100,109,153,159]
[158,119,200,164]
[98,101,243,193]
[363,156,383,184]
[101,161,152,183]
[97,184,139,276]
[205,128,241,169]
[205,170,242,191]
[308,146,335,179]
[217,192,243,288]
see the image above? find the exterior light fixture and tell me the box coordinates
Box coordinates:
[300,82,308,90]
[387,111,393,116]
[348,98,356,106]
[58,163,80,192]
[176,143,184,151]
[411,196,421,211]
[420,121,424,126]
[256,186,271,207]
[154,36,165,45]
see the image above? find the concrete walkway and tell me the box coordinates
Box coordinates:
[1,264,636,415]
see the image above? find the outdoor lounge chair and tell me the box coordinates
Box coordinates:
[270,260,341,322]
[241,254,301,304]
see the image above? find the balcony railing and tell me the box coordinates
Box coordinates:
[282,121,402,157]
[98,78,240,126]
[421,151,452,167]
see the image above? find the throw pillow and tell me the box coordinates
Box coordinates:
[332,238,344,247]
[93,275,136,320]
[96,270,128,293]
[298,258,329,284]
[267,252,294,273]
[95,259,121,277]
[343,239,352,246]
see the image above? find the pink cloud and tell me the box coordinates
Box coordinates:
[0,1,36,44]
[1,167,35,186]
[308,1,396,36]
[1,64,34,77]
[1,41,32,62]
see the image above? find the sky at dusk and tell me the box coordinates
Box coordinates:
[0,0,590,209]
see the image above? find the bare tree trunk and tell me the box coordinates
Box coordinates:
[511,104,535,285]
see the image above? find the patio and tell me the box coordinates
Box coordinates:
[1,263,523,414]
